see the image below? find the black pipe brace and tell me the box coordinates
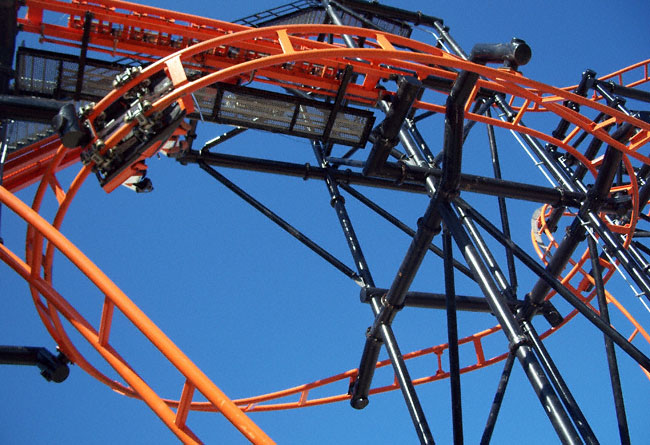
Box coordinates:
[440,38,531,200]
[596,79,650,105]
[364,77,422,176]
[0,345,70,383]
[350,39,533,410]
[182,150,589,207]
[522,123,633,319]
[360,287,516,313]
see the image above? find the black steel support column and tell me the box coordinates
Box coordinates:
[322,65,354,143]
[454,204,515,301]
[456,198,650,373]
[524,124,632,317]
[0,0,17,96]
[485,109,517,292]
[586,210,650,304]
[587,236,631,445]
[494,88,650,304]
[364,76,421,175]
[439,203,582,444]
[311,140,434,443]
[443,228,463,445]
[432,21,469,60]
[322,0,358,49]
[361,194,443,336]
[361,287,508,313]
[349,191,441,445]
[595,79,650,104]
[361,59,485,333]
[522,321,598,444]
[480,352,516,445]
[0,118,8,243]
[312,141,373,287]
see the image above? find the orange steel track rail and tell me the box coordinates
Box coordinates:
[3,0,650,442]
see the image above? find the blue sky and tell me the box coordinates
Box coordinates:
[2,1,650,444]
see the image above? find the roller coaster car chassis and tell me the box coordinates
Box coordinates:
[54,69,191,193]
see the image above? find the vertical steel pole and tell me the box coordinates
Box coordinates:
[439,203,582,445]
[480,352,516,445]
[587,236,631,445]
[312,141,435,444]
[443,227,464,445]
[321,8,436,439]
[485,109,517,291]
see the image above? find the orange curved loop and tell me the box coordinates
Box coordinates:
[0,186,274,445]
[3,1,650,443]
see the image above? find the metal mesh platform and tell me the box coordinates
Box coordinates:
[235,0,413,37]
[15,47,127,102]
[202,83,374,146]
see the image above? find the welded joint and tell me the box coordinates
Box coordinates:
[519,295,564,327]
[302,162,311,180]
[364,325,384,343]
[367,305,399,339]
[329,195,345,207]
[508,334,530,353]
[416,211,442,237]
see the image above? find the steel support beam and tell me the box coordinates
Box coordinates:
[443,228,464,445]
[480,352,515,445]
[587,236,631,445]
[197,161,362,284]
[181,150,588,207]
[457,198,650,373]
[439,203,582,444]
[0,345,69,383]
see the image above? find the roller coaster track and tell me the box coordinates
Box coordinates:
[2,1,650,443]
